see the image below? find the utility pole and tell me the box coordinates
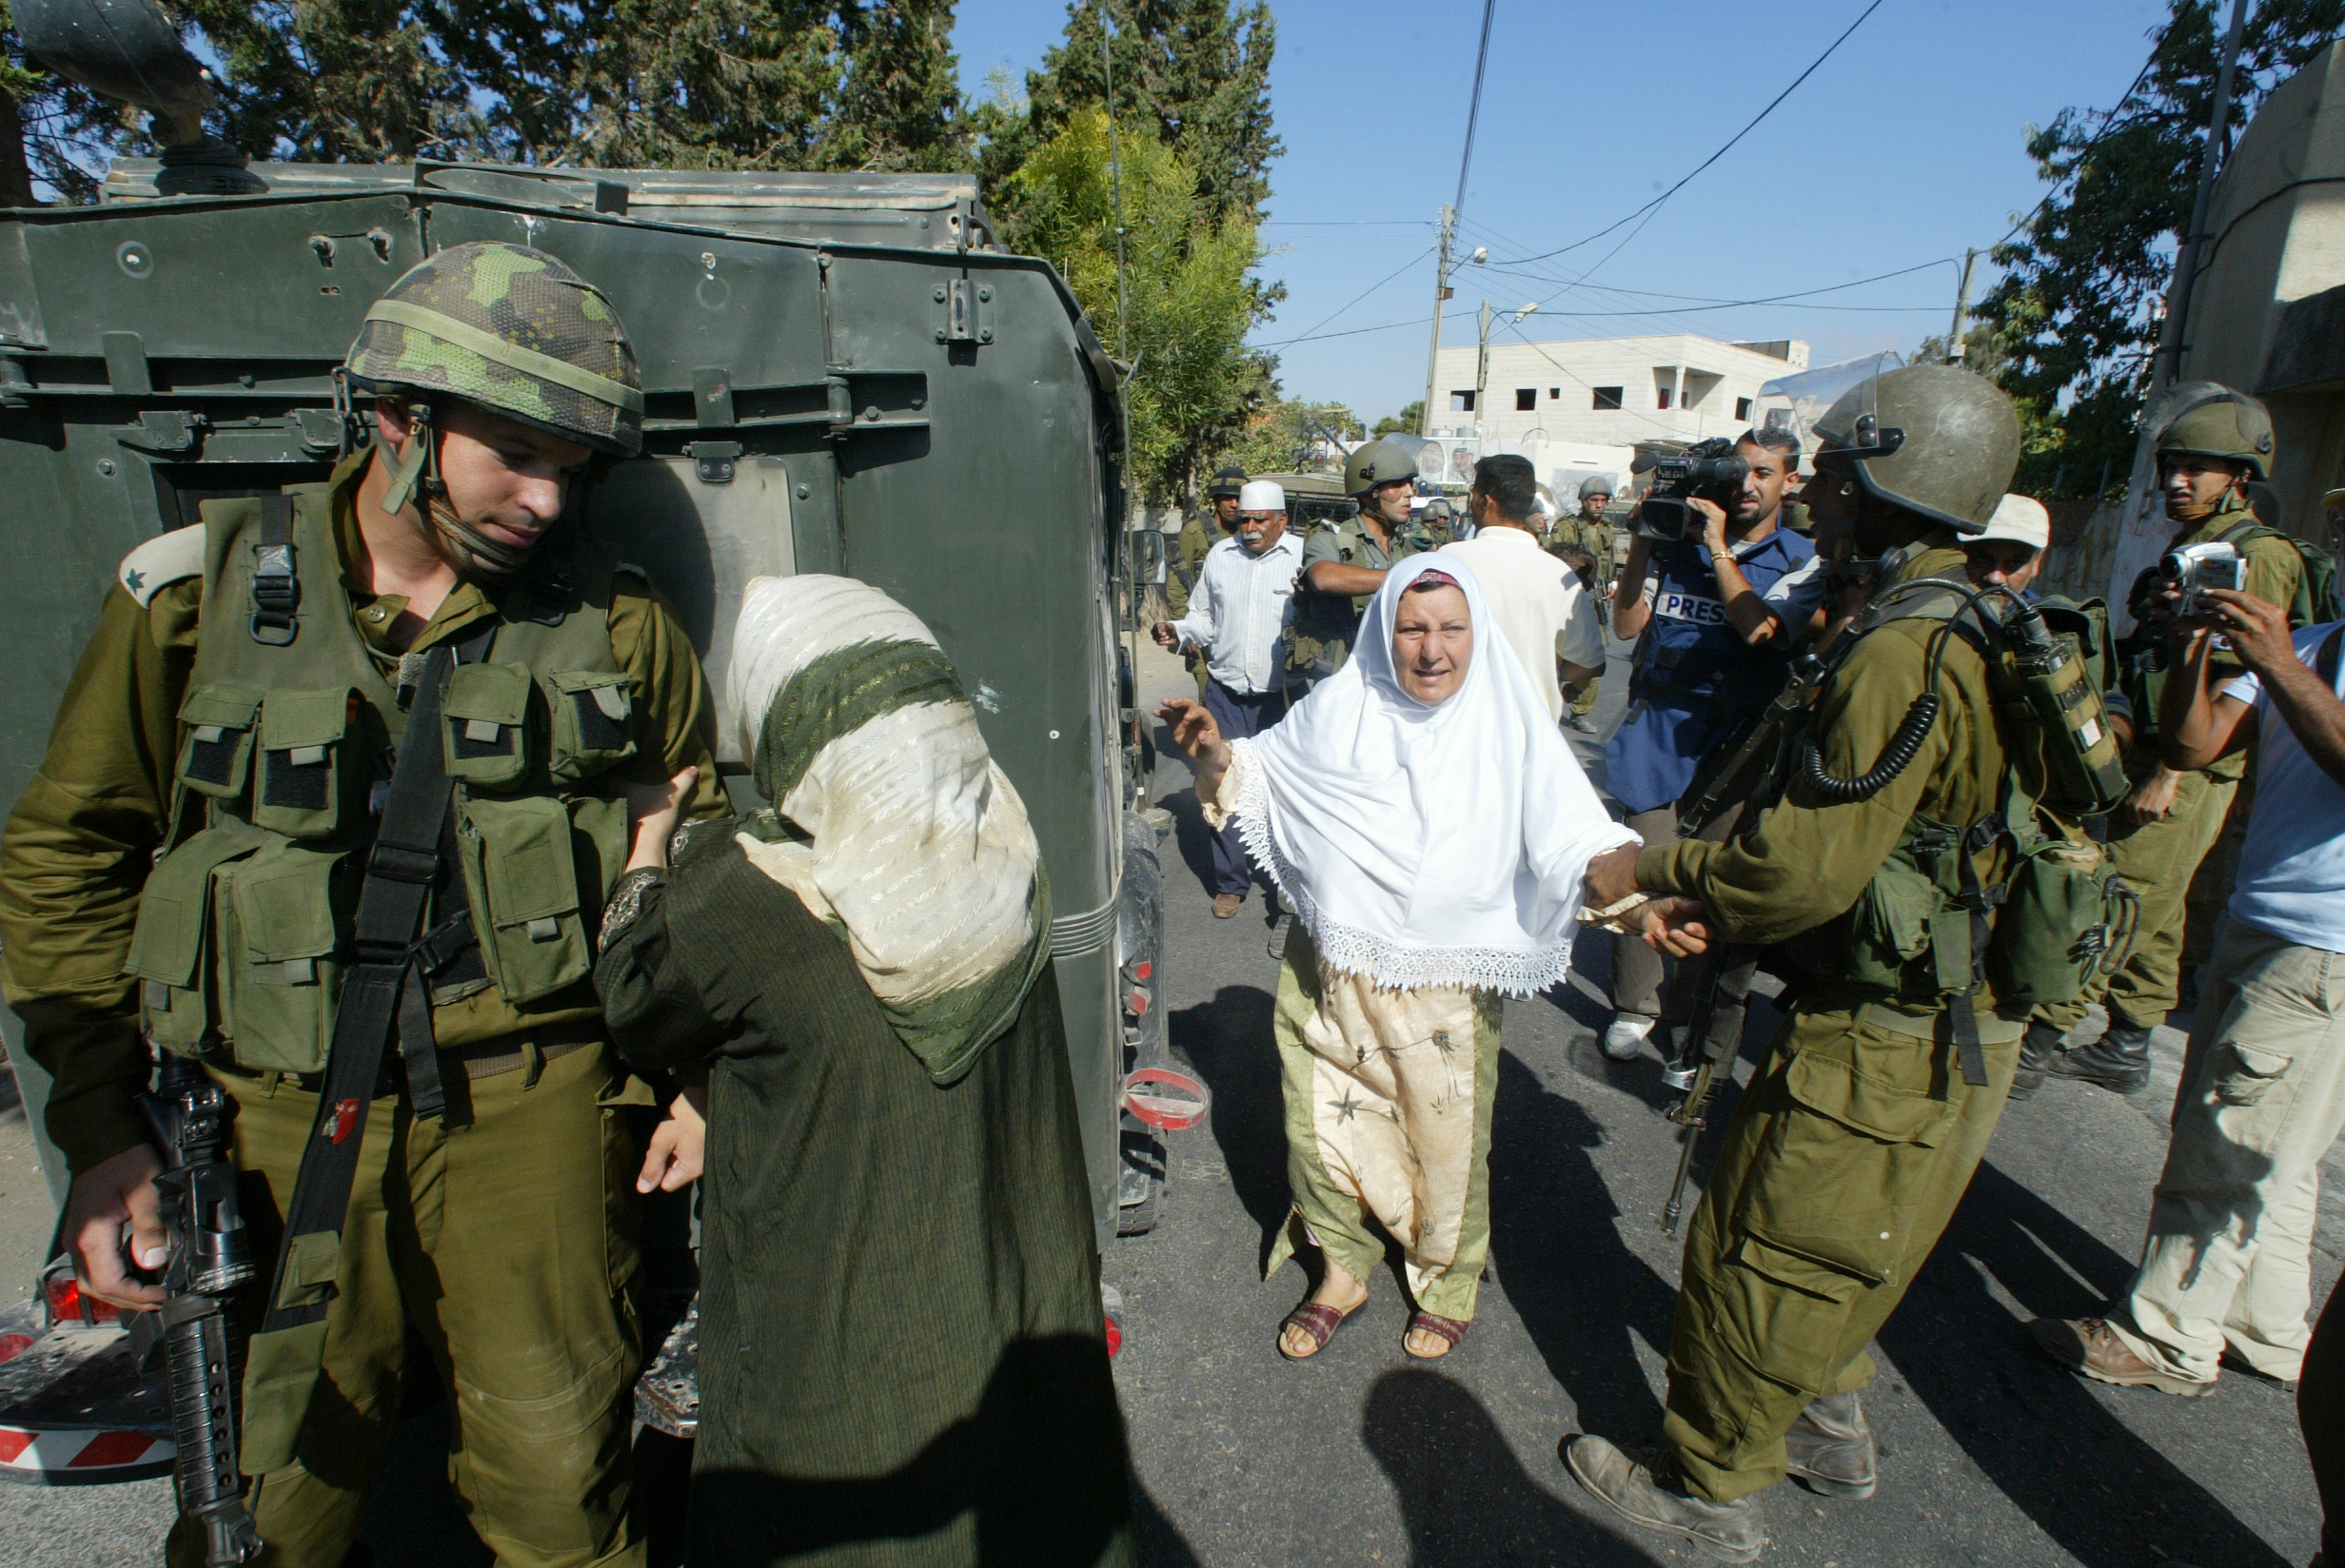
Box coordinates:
[2154,0,2252,390]
[1945,247,1979,367]
[1420,204,1456,438]
[1474,299,1492,441]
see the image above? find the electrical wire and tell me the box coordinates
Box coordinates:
[1261,245,1438,350]
[1453,0,1500,218]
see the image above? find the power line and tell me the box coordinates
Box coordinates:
[1258,307,1477,349]
[1453,0,1500,217]
[1508,0,1888,272]
[1262,245,1437,350]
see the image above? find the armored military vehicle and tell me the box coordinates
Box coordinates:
[0,0,1176,1487]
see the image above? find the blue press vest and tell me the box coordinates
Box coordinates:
[1606,526,1818,815]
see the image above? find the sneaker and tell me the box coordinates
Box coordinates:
[2044,1021,2153,1094]
[1602,1014,1657,1062]
[1784,1391,1876,1499]
[1267,911,1291,961]
[2007,1020,2066,1102]
[2026,1317,2216,1397]
[1563,1434,1766,1563]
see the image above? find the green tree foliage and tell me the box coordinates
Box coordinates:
[1011,108,1264,501]
[1372,402,1425,440]
[1979,0,2345,497]
[1217,398,1362,477]
[3,0,967,194]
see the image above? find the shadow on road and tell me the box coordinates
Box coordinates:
[1362,1369,1662,1565]
[1880,1158,2293,1568]
[1488,1050,1680,1444]
[1169,987,1289,1263]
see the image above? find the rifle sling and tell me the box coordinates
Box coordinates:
[257,620,492,1337]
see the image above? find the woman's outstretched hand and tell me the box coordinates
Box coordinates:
[637,1088,707,1193]
[624,764,700,872]
[1155,698,1232,771]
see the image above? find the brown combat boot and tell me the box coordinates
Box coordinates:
[1564,1434,1767,1563]
[2026,1317,2216,1396]
[1784,1391,1876,1499]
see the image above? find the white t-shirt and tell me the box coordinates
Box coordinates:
[2220,620,2345,953]
[1440,526,1606,721]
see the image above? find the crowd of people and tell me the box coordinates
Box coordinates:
[1153,370,2345,1563]
[3,229,2343,1568]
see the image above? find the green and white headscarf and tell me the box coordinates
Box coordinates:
[729,575,1051,1086]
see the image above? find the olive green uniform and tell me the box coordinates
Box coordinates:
[1637,541,2023,1504]
[2035,499,2303,1038]
[1546,514,1615,716]
[1168,514,1218,698]
[0,455,723,1567]
[1283,515,1436,692]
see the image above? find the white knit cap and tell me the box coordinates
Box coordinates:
[1237,479,1287,512]
[1978,493,2049,549]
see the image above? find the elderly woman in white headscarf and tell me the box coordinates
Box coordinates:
[1160,555,1678,1362]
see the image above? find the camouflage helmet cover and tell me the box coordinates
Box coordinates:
[1814,363,2020,535]
[345,241,643,458]
[2155,381,2276,481]
[1206,464,1249,499]
[1345,435,1422,497]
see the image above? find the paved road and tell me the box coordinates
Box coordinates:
[0,630,2329,1566]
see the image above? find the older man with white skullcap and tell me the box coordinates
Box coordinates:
[1155,480,1305,916]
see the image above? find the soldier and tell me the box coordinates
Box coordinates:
[1282,436,1439,695]
[2023,385,2308,1098]
[1548,475,1619,726]
[1171,465,1247,699]
[0,242,722,1568]
[1567,364,2048,1560]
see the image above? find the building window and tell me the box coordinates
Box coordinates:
[1549,387,1562,399]
[1591,386,1624,411]
[1735,396,1753,421]
[1514,388,1537,411]
[1656,385,1674,411]
[1450,389,1476,412]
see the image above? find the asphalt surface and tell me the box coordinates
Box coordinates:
[0,628,2332,1566]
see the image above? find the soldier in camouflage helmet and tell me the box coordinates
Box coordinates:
[1283,437,1439,692]
[2,239,717,1567]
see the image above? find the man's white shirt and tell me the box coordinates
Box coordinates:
[1170,531,1303,696]
[1441,525,1605,721]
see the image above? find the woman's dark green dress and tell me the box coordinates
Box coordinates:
[595,820,1135,1568]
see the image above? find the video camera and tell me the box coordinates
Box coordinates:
[2158,540,2247,619]
[1635,437,1749,543]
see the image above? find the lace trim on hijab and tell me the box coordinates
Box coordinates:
[1223,737,1572,998]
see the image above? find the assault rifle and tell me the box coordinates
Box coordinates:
[1659,951,1742,1236]
[135,1050,264,1566]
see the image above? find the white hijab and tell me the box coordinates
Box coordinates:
[1226,554,1636,996]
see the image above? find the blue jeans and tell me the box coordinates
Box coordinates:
[1202,678,1288,896]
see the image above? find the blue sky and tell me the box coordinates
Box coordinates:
[953,0,2177,425]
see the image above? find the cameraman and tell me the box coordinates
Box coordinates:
[1598,426,1825,1061]
[2031,578,2345,1396]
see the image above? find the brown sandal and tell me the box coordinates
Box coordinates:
[1278,1299,1363,1361]
[1405,1309,1468,1360]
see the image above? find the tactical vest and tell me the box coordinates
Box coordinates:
[124,483,639,1076]
[1282,516,1434,686]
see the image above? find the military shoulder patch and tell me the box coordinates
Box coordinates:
[118,525,206,608]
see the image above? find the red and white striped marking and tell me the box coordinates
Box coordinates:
[0,1425,174,1480]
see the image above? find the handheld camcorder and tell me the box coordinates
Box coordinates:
[2158,540,2248,618]
[1636,437,1748,543]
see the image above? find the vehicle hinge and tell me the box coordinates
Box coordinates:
[117,409,202,454]
[294,408,346,453]
[686,441,742,484]
[0,355,30,409]
[935,279,991,346]
[102,331,151,396]
[692,366,735,429]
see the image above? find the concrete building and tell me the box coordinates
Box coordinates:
[1427,332,1811,449]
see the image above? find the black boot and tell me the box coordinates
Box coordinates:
[2045,1019,2153,1094]
[1784,1391,1876,1499]
[2007,1021,2065,1102]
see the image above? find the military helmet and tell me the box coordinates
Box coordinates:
[2155,382,2276,481]
[1578,474,1616,501]
[345,241,643,459]
[1206,464,1249,500]
[1813,363,2019,535]
[1345,436,1422,497]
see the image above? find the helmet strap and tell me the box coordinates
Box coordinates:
[377,398,440,516]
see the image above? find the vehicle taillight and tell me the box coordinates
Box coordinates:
[42,1272,119,1326]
